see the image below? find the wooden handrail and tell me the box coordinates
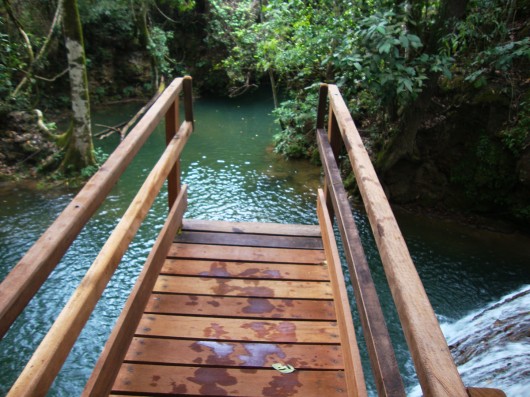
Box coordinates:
[7,119,193,397]
[0,76,193,340]
[82,185,188,396]
[318,83,468,396]
[317,128,405,396]
[317,189,368,397]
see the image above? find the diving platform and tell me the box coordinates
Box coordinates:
[0,77,505,396]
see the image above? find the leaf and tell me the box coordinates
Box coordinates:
[378,42,391,54]
[399,35,409,49]
[272,363,296,374]
[403,79,413,92]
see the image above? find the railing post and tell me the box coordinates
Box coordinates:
[165,96,180,208]
[316,83,328,130]
[318,83,342,222]
[165,76,193,209]
[183,76,194,126]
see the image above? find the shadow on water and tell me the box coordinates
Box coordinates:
[0,89,528,396]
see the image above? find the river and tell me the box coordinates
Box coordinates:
[0,91,529,396]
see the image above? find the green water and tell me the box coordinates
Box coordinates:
[0,91,529,396]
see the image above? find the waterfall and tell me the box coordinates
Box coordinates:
[409,285,530,396]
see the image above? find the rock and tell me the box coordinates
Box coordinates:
[0,111,59,178]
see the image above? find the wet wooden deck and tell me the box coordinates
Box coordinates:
[108,219,352,396]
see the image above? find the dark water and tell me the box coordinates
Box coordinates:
[0,91,529,396]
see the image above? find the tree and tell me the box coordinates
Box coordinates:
[60,0,95,172]
[376,0,469,174]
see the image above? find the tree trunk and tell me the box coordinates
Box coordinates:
[61,0,95,172]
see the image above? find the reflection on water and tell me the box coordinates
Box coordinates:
[0,90,528,396]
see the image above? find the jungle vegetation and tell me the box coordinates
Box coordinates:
[1,0,529,225]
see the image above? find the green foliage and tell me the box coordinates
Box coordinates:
[500,97,530,156]
[79,147,106,178]
[80,0,136,42]
[465,38,530,87]
[348,11,431,107]
[0,17,29,116]
[147,26,176,77]
[272,89,319,158]
[205,0,258,92]
[451,133,517,207]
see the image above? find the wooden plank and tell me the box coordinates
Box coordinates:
[125,337,343,369]
[168,243,325,264]
[135,314,340,344]
[175,230,323,250]
[467,388,507,397]
[82,187,187,397]
[182,219,321,237]
[328,83,467,397]
[318,127,405,397]
[161,259,329,281]
[317,189,367,397]
[145,294,336,320]
[7,122,193,397]
[0,78,186,339]
[112,364,348,396]
[154,275,333,299]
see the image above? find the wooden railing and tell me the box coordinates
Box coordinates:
[316,84,505,397]
[1,77,193,397]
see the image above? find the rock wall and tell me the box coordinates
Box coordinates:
[382,89,530,229]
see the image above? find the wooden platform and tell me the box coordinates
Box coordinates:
[108,219,353,396]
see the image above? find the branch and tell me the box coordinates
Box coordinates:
[228,73,257,97]
[96,83,164,140]
[12,0,65,97]
[94,122,127,139]
[154,2,179,23]
[34,68,69,82]
[2,0,34,62]
[119,82,164,140]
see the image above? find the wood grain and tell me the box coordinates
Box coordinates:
[161,259,329,280]
[168,243,325,264]
[182,219,321,237]
[125,337,343,369]
[467,388,507,397]
[317,189,367,397]
[145,294,336,320]
[175,230,323,250]
[154,275,332,299]
[135,314,340,343]
[112,364,348,396]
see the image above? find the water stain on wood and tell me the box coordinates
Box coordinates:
[242,298,275,314]
[187,367,237,396]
